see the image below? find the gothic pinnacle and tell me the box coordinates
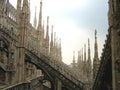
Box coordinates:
[77,50,81,64]
[38,0,43,30]
[17,0,21,11]
[82,48,83,62]
[16,0,21,23]
[42,21,45,37]
[88,38,91,61]
[84,44,86,62]
[94,29,99,60]
[22,0,30,26]
[46,16,49,39]
[54,32,56,47]
[51,25,54,47]
[45,16,49,56]
[22,0,29,13]
[59,38,62,61]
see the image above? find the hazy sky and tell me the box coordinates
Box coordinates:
[9,0,108,64]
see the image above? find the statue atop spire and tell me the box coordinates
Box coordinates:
[38,0,43,29]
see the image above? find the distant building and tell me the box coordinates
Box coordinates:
[70,30,100,90]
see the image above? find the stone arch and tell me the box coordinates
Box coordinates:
[37,68,54,90]
[30,67,54,90]
[25,56,54,90]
